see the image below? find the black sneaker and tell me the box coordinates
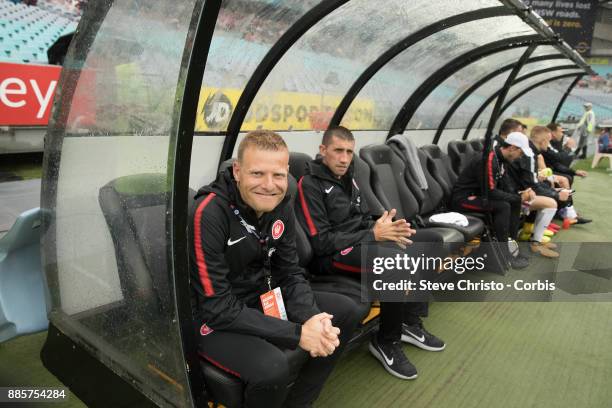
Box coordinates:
[508,255,529,269]
[516,251,530,262]
[401,323,446,351]
[575,216,592,224]
[368,336,417,380]
[499,242,529,269]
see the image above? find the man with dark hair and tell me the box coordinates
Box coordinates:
[546,122,576,166]
[539,128,588,186]
[452,132,534,269]
[190,130,361,408]
[496,118,523,145]
[321,124,354,146]
[296,126,446,381]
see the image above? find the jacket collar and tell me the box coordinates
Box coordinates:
[494,145,507,166]
[307,158,355,187]
[529,140,541,155]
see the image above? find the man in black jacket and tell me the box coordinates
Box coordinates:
[452,132,534,269]
[539,131,588,186]
[190,130,361,408]
[531,127,592,225]
[498,124,565,258]
[547,122,576,166]
[296,126,446,382]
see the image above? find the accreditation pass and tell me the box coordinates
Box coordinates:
[0,387,67,403]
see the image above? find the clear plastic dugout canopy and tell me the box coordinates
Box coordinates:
[40,0,593,406]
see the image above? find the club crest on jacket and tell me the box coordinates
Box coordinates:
[200,324,214,336]
[272,220,284,239]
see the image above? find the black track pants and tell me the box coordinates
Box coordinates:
[197,291,360,408]
[330,244,430,343]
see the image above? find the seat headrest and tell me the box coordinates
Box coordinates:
[448,140,473,154]
[287,173,298,205]
[218,158,234,177]
[420,144,443,159]
[359,144,395,165]
[289,152,313,181]
[469,139,484,152]
[353,154,384,215]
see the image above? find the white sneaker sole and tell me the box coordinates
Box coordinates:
[401,334,446,352]
[368,343,417,380]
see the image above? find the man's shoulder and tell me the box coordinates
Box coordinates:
[298,172,324,192]
[303,159,334,180]
[300,172,316,181]
[489,151,504,171]
[194,189,226,206]
[192,192,230,223]
[274,197,294,216]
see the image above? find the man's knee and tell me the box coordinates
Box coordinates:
[247,349,290,388]
[509,199,522,213]
[492,200,511,216]
[315,291,363,329]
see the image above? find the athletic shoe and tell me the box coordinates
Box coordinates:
[544,228,555,237]
[575,216,592,224]
[548,223,560,231]
[530,242,559,258]
[401,323,446,351]
[369,336,418,380]
[516,251,530,261]
[508,255,529,269]
[544,241,558,250]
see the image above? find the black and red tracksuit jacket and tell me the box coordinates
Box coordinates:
[451,148,520,205]
[506,143,561,201]
[295,159,375,258]
[540,146,577,177]
[190,169,319,349]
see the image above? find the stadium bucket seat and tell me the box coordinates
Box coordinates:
[358,144,463,246]
[469,138,485,152]
[420,144,457,200]
[447,140,476,176]
[288,152,313,181]
[386,146,484,241]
